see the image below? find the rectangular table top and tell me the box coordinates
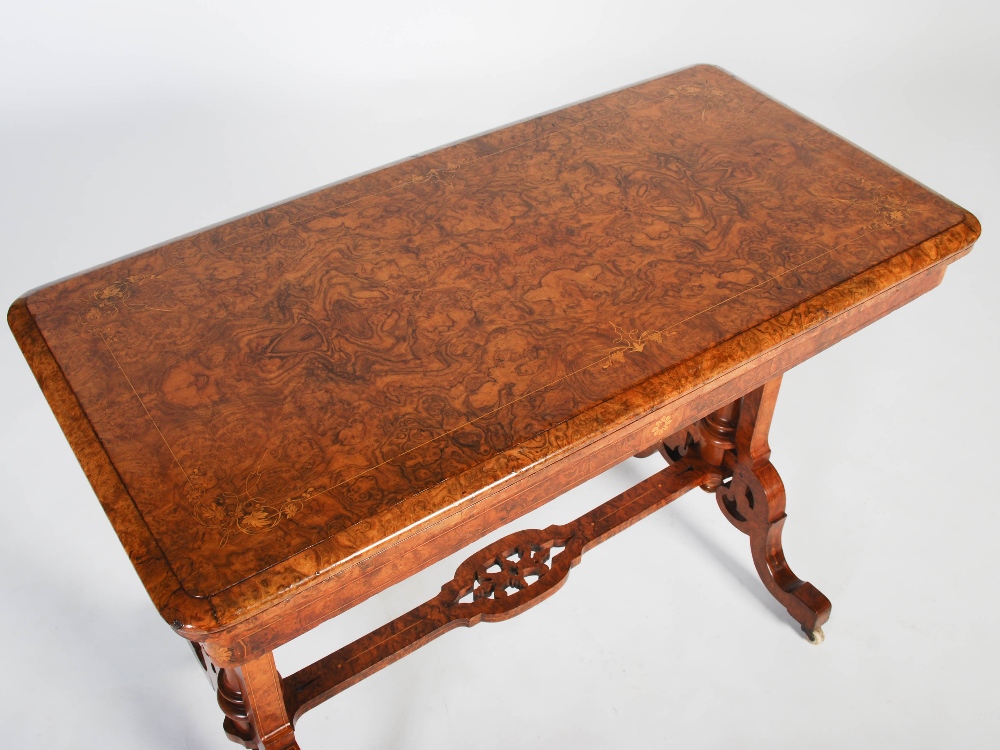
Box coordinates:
[10,65,979,635]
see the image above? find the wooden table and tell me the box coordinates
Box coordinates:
[8,65,980,749]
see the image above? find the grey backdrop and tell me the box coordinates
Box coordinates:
[2,2,997,748]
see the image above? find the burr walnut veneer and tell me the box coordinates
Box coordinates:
[9,65,980,749]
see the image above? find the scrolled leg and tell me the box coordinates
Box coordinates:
[717,460,831,642]
[717,376,831,642]
[653,375,831,641]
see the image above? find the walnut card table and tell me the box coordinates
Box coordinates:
[8,65,980,749]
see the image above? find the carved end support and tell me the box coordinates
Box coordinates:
[650,379,832,641]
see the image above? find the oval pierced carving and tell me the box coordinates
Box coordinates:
[443,528,581,621]
[465,540,566,603]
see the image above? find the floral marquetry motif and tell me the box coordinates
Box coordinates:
[78,273,165,331]
[602,322,672,368]
[184,464,315,547]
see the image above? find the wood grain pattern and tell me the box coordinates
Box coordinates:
[8,64,980,648]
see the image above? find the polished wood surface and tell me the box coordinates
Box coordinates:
[7,64,980,748]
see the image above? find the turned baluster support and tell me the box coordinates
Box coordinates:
[200,653,300,750]
[218,668,256,748]
[697,399,739,474]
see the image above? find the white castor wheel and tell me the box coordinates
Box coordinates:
[803,626,825,645]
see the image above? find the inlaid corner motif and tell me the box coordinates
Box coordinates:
[184,464,314,547]
[79,273,170,332]
[867,192,919,231]
[603,322,673,368]
[854,177,921,230]
[818,176,921,232]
